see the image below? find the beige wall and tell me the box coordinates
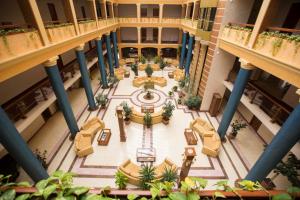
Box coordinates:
[201,0,256,110]
[120,27,138,41]
[163,5,182,18]
[118,4,137,17]
[162,28,179,42]
[36,0,67,22]
[0,0,25,25]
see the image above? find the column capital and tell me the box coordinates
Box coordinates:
[96,36,102,41]
[200,40,209,46]
[189,34,195,37]
[75,43,85,51]
[105,32,111,36]
[44,56,59,67]
[239,58,255,70]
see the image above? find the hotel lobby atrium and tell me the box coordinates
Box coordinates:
[0,0,299,199]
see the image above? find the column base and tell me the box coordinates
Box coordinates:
[102,85,109,89]
[221,137,227,143]
[69,134,76,141]
[88,106,99,111]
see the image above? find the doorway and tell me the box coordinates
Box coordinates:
[47,3,58,22]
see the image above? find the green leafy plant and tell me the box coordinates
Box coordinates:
[238,180,262,191]
[131,63,138,76]
[273,153,300,187]
[168,91,174,97]
[34,149,48,169]
[45,23,73,29]
[145,64,153,77]
[172,86,178,92]
[178,79,186,89]
[139,55,146,64]
[143,112,152,128]
[162,101,175,122]
[115,171,128,190]
[154,56,161,64]
[139,165,156,190]
[108,75,119,87]
[184,95,202,110]
[162,167,178,183]
[177,98,182,105]
[120,101,132,122]
[96,94,108,108]
[159,60,166,71]
[229,119,248,139]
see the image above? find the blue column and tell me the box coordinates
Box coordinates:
[180,32,187,68]
[184,34,194,76]
[95,38,109,88]
[45,64,79,137]
[0,107,48,182]
[246,102,300,182]
[75,48,97,111]
[112,31,119,68]
[217,67,253,139]
[105,33,114,76]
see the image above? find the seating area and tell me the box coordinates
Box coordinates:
[190,118,221,157]
[138,63,160,71]
[173,69,185,81]
[118,158,178,186]
[132,76,167,87]
[114,67,129,80]
[74,117,105,157]
[131,107,163,125]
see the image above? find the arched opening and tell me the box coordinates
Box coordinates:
[161,48,177,58]
[141,48,158,59]
[121,47,138,58]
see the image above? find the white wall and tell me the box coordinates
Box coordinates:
[163,5,181,18]
[282,85,299,108]
[201,0,256,110]
[118,4,137,17]
[120,27,137,41]
[162,28,179,42]
[36,0,67,22]
[0,0,25,25]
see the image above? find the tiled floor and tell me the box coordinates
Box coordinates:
[19,65,292,189]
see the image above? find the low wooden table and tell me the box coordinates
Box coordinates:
[97,128,111,146]
[184,128,198,145]
[141,104,154,113]
[136,148,156,163]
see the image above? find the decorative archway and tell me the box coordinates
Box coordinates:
[161,48,177,58]
[141,47,158,59]
[121,47,138,58]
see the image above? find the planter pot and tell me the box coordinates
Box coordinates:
[100,105,106,109]
[0,31,43,60]
[162,118,169,125]
[260,178,276,190]
[46,25,76,43]
[221,27,252,46]
[228,132,237,139]
[124,119,131,125]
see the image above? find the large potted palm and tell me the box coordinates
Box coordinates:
[121,101,132,125]
[145,64,153,77]
[162,101,175,125]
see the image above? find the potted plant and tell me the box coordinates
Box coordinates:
[272,153,300,187]
[108,75,118,88]
[162,167,178,183]
[96,94,108,108]
[159,60,166,75]
[177,98,182,105]
[131,63,138,76]
[184,95,202,110]
[178,79,186,89]
[162,101,175,125]
[139,164,156,190]
[168,91,174,97]
[172,86,178,92]
[139,55,146,64]
[144,112,152,128]
[154,56,161,64]
[145,64,153,77]
[121,101,132,125]
[34,149,48,169]
[228,119,247,139]
[115,171,128,190]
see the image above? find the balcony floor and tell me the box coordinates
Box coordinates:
[17,64,291,189]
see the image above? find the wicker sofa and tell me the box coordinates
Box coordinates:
[118,158,178,186]
[74,117,105,157]
[190,118,221,157]
[132,76,167,87]
[131,107,163,125]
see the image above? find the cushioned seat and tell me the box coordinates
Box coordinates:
[155,159,178,179]
[190,118,214,138]
[74,133,93,157]
[202,134,221,157]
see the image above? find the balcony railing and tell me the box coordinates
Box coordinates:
[221,23,254,46]
[161,18,181,24]
[140,17,159,23]
[118,17,138,23]
[182,19,198,29]
[253,28,300,69]
[78,20,97,34]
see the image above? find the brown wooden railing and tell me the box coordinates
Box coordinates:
[228,22,255,28]
[3,187,297,199]
[266,27,300,34]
